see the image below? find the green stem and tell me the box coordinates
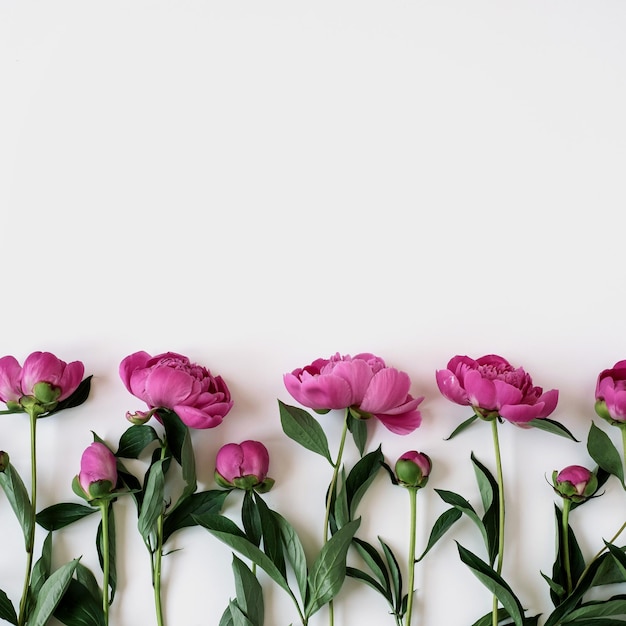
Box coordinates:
[561,499,573,595]
[578,519,626,585]
[491,419,505,626]
[323,414,350,626]
[17,410,38,626]
[153,442,167,626]
[405,488,418,626]
[100,501,111,626]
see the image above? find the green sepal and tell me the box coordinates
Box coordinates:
[255,478,275,494]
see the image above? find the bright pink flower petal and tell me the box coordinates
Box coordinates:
[283,372,353,410]
[215,443,244,482]
[0,356,23,403]
[79,442,117,494]
[173,404,225,429]
[464,370,497,409]
[330,360,375,405]
[376,407,422,435]
[498,402,543,423]
[492,380,523,408]
[435,369,469,405]
[21,352,64,395]
[57,360,85,400]
[143,367,195,407]
[239,440,270,479]
[535,389,558,418]
[360,368,411,414]
[119,351,151,393]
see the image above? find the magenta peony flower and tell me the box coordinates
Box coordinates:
[76,442,118,501]
[214,440,274,492]
[0,352,84,408]
[119,351,233,430]
[595,360,626,425]
[395,451,431,489]
[283,352,423,435]
[552,465,597,502]
[435,354,558,425]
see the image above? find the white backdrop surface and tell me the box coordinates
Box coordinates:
[1,2,626,625]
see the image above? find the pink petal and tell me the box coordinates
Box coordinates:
[119,351,152,393]
[0,355,23,403]
[360,369,411,414]
[144,368,195,408]
[376,407,422,435]
[492,380,523,408]
[464,370,497,409]
[173,405,224,429]
[435,369,469,405]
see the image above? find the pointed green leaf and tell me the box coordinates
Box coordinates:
[138,460,166,544]
[470,607,511,626]
[228,602,254,626]
[457,543,525,626]
[379,538,403,615]
[305,518,361,617]
[435,489,489,552]
[0,589,18,625]
[53,578,106,626]
[242,491,262,547]
[587,422,625,487]
[160,409,197,502]
[416,508,462,562]
[255,494,285,576]
[551,504,585,606]
[563,596,626,621]
[46,376,92,415]
[278,400,332,463]
[603,541,626,580]
[74,563,102,604]
[274,511,308,602]
[115,425,160,459]
[333,468,349,530]
[232,555,264,626]
[30,532,53,599]
[527,418,579,441]
[346,446,383,519]
[445,414,479,440]
[471,453,500,566]
[36,503,97,531]
[162,490,229,543]
[352,537,391,595]
[347,413,368,457]
[0,462,33,547]
[27,558,80,626]
[219,605,235,626]
[346,567,390,601]
[592,547,626,586]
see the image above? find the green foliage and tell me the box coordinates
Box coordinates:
[278,400,333,464]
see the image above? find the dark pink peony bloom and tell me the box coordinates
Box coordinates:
[78,442,118,500]
[595,360,626,424]
[552,464,597,502]
[283,352,423,435]
[214,440,273,491]
[436,354,558,425]
[395,450,431,488]
[120,351,233,430]
[0,352,84,406]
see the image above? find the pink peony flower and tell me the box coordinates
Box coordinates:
[552,465,597,502]
[119,351,233,430]
[595,360,626,424]
[77,442,118,500]
[436,354,558,425]
[214,440,274,492]
[395,451,431,488]
[283,352,423,435]
[0,352,84,408]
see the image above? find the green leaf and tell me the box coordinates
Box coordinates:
[274,511,308,602]
[305,518,361,617]
[115,425,160,459]
[0,588,18,625]
[228,602,255,626]
[219,605,234,626]
[161,410,197,501]
[346,566,390,600]
[347,413,368,457]
[27,558,80,626]
[232,554,264,626]
[352,537,391,596]
[470,608,512,626]
[255,494,285,577]
[565,620,626,625]
[379,538,403,615]
[592,547,626,586]
[333,470,350,530]
[137,459,166,544]
[415,508,462,562]
[445,414,479,440]
[0,462,33,547]
[563,596,626,621]
[30,532,53,599]
[278,400,332,463]
[587,422,625,487]
[96,505,116,600]
[53,579,105,626]
[36,503,97,531]
[74,563,102,604]
[604,541,626,580]
[162,490,229,544]
[193,514,298,606]
[435,489,489,553]
[345,446,383,520]
[457,543,525,626]
[551,504,585,606]
[46,376,92,415]
[471,453,500,567]
[527,417,579,441]
[242,490,262,547]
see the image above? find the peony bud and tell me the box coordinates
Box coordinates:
[395,451,431,489]
[552,465,598,503]
[125,409,155,425]
[0,450,9,472]
[215,440,274,493]
[73,442,118,502]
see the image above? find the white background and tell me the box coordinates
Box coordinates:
[1,2,626,625]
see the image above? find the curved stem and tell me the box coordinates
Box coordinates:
[323,414,350,626]
[405,488,418,626]
[17,410,38,626]
[100,500,111,625]
[561,499,573,595]
[491,420,506,626]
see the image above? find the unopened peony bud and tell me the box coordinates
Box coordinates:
[395,451,431,489]
[125,409,154,425]
[215,440,274,493]
[73,442,118,503]
[552,465,598,503]
[0,451,9,472]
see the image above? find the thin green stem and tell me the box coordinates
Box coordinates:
[491,419,506,626]
[153,442,167,626]
[323,414,350,626]
[100,501,111,626]
[578,519,626,585]
[17,410,38,626]
[561,499,573,595]
[405,488,418,626]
